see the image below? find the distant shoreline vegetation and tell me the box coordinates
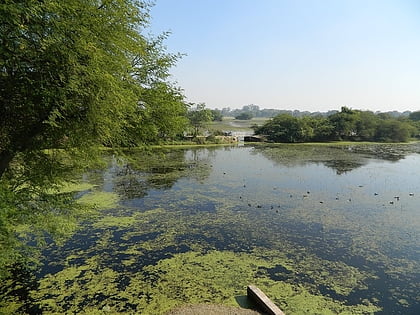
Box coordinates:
[252,107,420,143]
[213,104,414,119]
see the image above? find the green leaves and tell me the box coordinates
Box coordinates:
[0,0,182,160]
[255,108,418,143]
[187,103,213,137]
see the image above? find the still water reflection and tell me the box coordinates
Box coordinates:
[4,144,420,314]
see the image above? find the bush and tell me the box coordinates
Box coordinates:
[235,112,253,120]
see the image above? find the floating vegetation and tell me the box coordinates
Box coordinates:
[1,144,419,314]
[55,182,96,194]
[30,249,381,314]
[77,191,119,210]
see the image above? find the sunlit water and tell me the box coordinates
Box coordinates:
[12,144,420,314]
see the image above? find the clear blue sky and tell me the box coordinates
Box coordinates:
[149,0,420,112]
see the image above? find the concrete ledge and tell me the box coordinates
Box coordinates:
[247,285,285,315]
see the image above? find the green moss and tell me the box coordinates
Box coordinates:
[77,191,119,210]
[31,250,380,314]
[58,182,96,193]
[0,297,24,315]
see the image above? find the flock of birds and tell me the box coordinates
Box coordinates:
[232,173,416,211]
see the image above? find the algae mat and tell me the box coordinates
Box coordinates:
[1,145,420,314]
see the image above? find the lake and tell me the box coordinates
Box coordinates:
[6,143,420,314]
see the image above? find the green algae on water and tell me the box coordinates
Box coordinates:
[5,144,420,314]
[30,250,381,314]
[29,199,382,314]
[77,191,119,209]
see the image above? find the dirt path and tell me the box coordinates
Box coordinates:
[165,304,261,315]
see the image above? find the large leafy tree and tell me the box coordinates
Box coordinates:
[328,107,359,140]
[255,114,312,143]
[210,109,223,122]
[0,0,185,176]
[187,103,212,136]
[123,81,188,145]
[0,0,187,282]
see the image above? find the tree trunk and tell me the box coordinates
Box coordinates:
[0,152,13,179]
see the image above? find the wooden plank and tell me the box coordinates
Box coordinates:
[247,285,286,315]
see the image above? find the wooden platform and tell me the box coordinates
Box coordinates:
[247,285,285,315]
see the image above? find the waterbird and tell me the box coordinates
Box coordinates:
[390,201,394,205]
[374,193,379,196]
[409,193,414,196]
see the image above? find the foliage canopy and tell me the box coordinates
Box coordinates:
[255,107,418,143]
[0,0,187,176]
[187,103,213,136]
[235,112,253,120]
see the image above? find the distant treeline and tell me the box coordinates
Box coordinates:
[215,104,413,119]
[253,107,420,143]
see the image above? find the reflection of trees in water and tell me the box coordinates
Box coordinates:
[106,148,212,200]
[0,147,212,312]
[115,165,149,199]
[0,149,98,305]
[321,160,365,175]
[252,143,416,174]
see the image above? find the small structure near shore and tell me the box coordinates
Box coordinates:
[247,285,285,315]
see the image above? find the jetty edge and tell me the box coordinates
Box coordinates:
[247,285,286,315]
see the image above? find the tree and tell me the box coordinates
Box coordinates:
[235,112,253,120]
[328,107,360,140]
[210,109,223,121]
[355,111,379,141]
[408,111,420,121]
[0,0,186,283]
[407,111,420,137]
[374,120,414,142]
[255,114,311,143]
[122,82,188,145]
[187,103,212,136]
[1,0,185,177]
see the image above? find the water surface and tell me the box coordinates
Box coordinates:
[8,144,420,314]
